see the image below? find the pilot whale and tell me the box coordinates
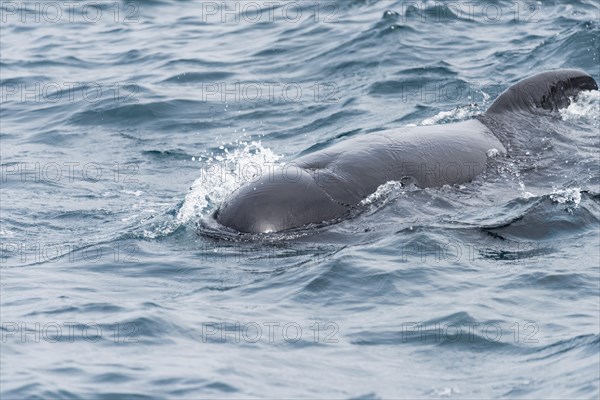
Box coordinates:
[216,70,598,233]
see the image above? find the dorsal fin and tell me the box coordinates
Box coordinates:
[485,69,597,115]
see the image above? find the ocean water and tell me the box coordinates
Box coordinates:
[1,0,599,398]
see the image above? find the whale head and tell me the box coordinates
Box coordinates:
[216,167,349,234]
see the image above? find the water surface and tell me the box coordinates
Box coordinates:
[1,1,599,398]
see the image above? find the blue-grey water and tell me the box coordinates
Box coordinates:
[1,1,599,398]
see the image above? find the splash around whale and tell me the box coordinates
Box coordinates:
[215,70,598,234]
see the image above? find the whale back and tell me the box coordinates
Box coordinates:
[485,69,597,116]
[215,70,598,233]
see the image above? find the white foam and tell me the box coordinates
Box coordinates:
[121,190,144,197]
[359,180,405,206]
[550,187,581,211]
[431,387,461,397]
[486,148,499,158]
[560,90,600,124]
[176,140,281,224]
[420,104,482,126]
